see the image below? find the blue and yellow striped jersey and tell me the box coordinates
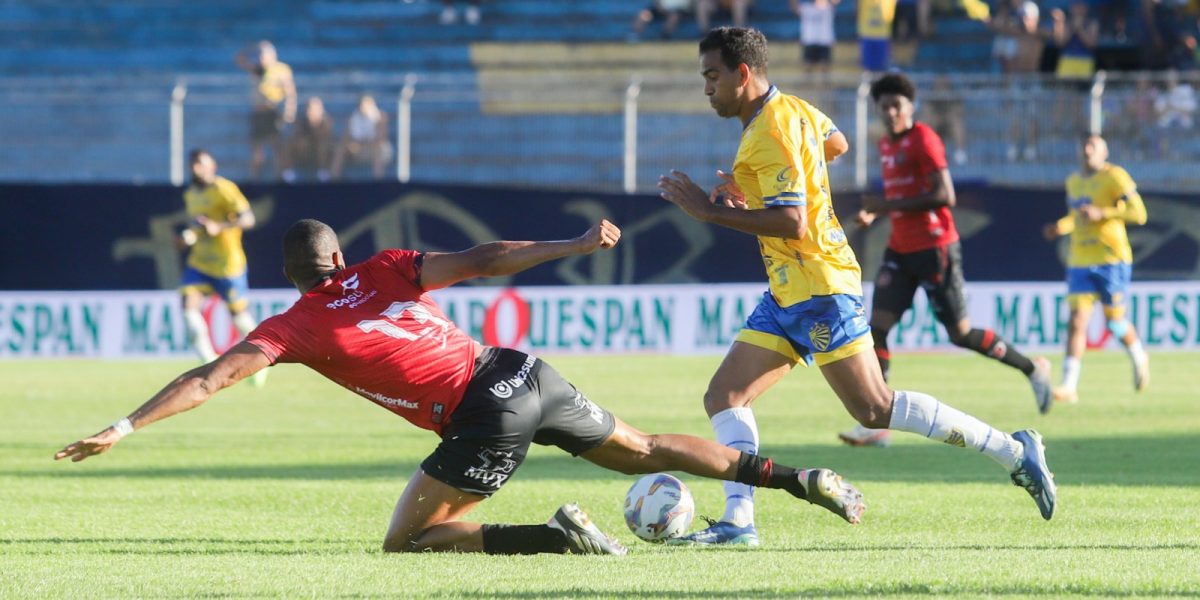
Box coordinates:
[732,86,861,307]
[1058,164,1146,267]
[183,176,251,278]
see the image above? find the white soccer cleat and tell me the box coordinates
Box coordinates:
[1029,357,1053,415]
[838,424,892,448]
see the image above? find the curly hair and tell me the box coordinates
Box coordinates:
[869,73,917,103]
[699,27,769,73]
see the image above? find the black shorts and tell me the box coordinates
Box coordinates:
[250,107,280,141]
[803,44,832,64]
[872,242,968,328]
[420,347,617,497]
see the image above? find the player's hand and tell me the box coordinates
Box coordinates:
[54,428,123,463]
[709,170,747,209]
[177,228,198,249]
[856,209,877,227]
[195,216,222,237]
[1042,223,1060,241]
[1079,205,1103,222]
[860,194,886,214]
[577,219,621,253]
[1050,8,1065,21]
[657,170,714,221]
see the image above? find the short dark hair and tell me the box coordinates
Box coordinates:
[283,219,341,283]
[189,149,211,164]
[699,27,769,73]
[870,73,917,103]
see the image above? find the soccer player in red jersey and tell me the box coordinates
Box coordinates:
[55,218,866,555]
[839,73,1054,448]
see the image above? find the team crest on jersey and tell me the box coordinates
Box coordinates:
[809,322,832,352]
[341,273,360,293]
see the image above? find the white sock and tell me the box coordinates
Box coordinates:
[183,309,218,363]
[1062,356,1081,390]
[711,407,759,527]
[1124,340,1147,365]
[233,310,257,338]
[889,390,1024,472]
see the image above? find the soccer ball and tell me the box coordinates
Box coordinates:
[623,473,695,543]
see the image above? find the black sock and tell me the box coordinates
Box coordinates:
[481,524,569,555]
[734,452,807,500]
[872,330,891,381]
[956,328,1034,375]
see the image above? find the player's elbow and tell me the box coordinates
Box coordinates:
[782,211,807,240]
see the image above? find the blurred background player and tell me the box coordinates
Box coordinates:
[1043,134,1149,404]
[842,73,1052,448]
[235,40,296,180]
[179,150,266,387]
[656,29,1056,545]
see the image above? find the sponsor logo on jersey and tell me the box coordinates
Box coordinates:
[944,429,966,448]
[572,392,605,424]
[341,273,360,293]
[489,355,537,399]
[809,322,832,352]
[352,385,418,410]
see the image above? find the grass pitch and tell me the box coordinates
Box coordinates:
[3,352,1199,598]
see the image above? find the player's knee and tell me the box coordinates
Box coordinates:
[381,533,420,553]
[1106,319,1130,338]
[948,331,970,348]
[702,387,747,417]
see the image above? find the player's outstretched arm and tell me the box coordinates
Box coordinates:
[658,170,807,239]
[825,131,850,162]
[419,220,621,290]
[53,343,271,463]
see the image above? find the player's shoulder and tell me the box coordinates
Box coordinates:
[1103,163,1134,183]
[214,176,243,194]
[911,122,944,144]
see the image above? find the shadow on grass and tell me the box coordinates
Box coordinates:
[18,433,1200,486]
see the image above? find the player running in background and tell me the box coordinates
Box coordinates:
[656,27,1056,546]
[179,150,266,387]
[840,73,1054,448]
[1043,133,1149,403]
[56,218,866,556]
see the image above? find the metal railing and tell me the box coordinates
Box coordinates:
[1,70,1197,191]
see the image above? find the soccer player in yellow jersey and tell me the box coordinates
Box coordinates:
[657,28,1056,544]
[180,150,266,386]
[1043,134,1149,403]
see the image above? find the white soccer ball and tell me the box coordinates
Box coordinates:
[623,473,695,543]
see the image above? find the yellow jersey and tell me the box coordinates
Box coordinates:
[732,86,861,308]
[184,176,252,278]
[1058,164,1146,267]
[858,0,897,40]
[254,62,293,108]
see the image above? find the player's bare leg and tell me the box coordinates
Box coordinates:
[181,289,218,363]
[839,309,897,447]
[580,418,864,525]
[822,347,1056,519]
[1104,305,1150,392]
[1056,300,1093,403]
[673,342,795,544]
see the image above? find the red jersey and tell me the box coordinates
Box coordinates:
[878,122,958,253]
[246,250,479,436]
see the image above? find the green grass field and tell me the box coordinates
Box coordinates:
[3,352,1199,598]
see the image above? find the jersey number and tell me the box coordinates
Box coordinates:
[357,301,449,348]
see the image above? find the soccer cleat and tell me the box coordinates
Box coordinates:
[1133,357,1150,392]
[667,517,759,547]
[1052,386,1078,404]
[798,468,866,525]
[547,502,628,555]
[838,424,892,447]
[1029,357,1053,415]
[1010,429,1057,521]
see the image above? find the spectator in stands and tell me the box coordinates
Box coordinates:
[440,0,482,25]
[921,75,969,165]
[1154,70,1196,156]
[892,0,929,41]
[1118,73,1158,159]
[696,0,752,32]
[1051,3,1099,81]
[332,94,394,181]
[989,0,1045,161]
[235,41,297,180]
[858,0,896,72]
[630,0,693,41]
[987,0,1019,72]
[791,0,838,80]
[284,97,335,183]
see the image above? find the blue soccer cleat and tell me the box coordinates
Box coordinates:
[667,517,759,547]
[1010,429,1057,520]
